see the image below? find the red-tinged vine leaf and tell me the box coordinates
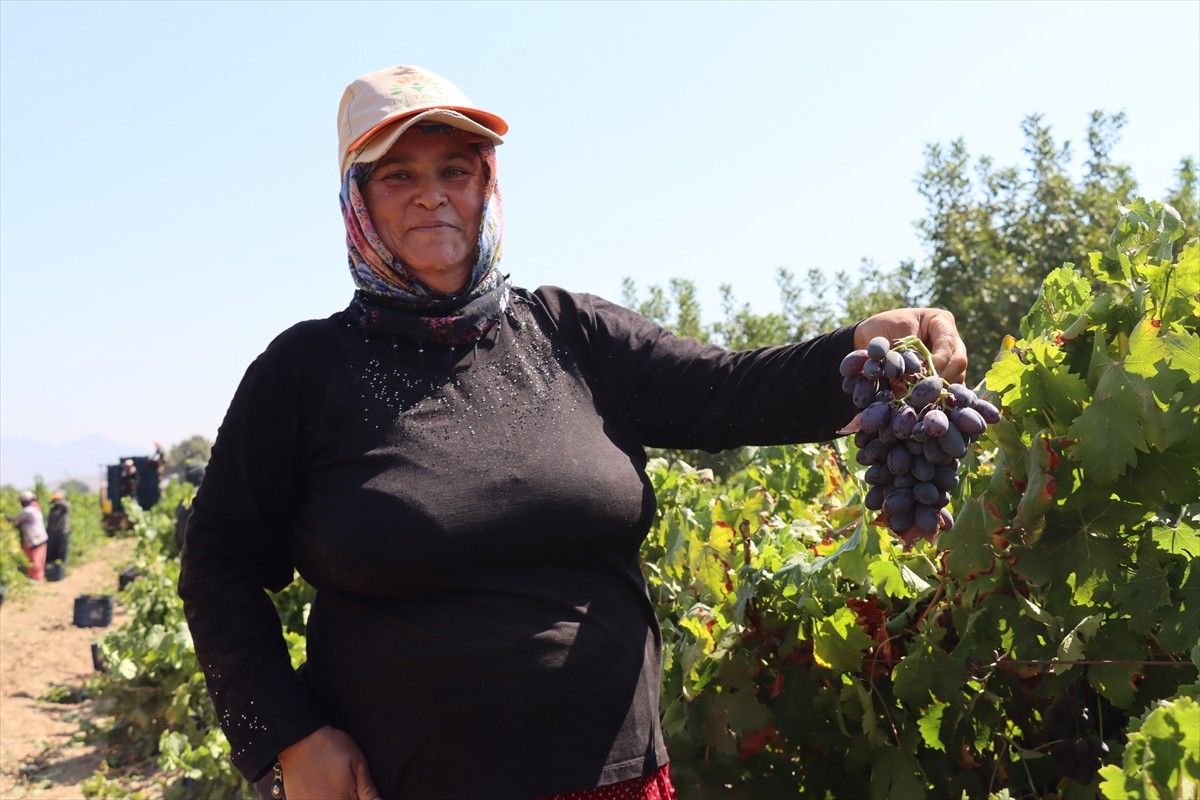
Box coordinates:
[836,412,862,436]
[1012,434,1063,536]
[812,606,873,672]
[737,723,779,761]
[939,496,1001,580]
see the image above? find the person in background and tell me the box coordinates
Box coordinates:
[45,490,72,576]
[9,490,48,581]
[179,64,968,800]
[118,458,139,501]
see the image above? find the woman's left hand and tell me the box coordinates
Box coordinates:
[853,308,968,385]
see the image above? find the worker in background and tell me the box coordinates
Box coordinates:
[9,490,48,581]
[46,490,72,578]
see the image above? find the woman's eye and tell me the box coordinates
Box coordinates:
[379,171,410,182]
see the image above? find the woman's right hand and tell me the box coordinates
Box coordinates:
[277,725,381,800]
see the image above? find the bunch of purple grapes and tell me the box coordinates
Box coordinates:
[839,336,1000,540]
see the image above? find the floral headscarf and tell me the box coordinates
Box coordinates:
[340,132,506,310]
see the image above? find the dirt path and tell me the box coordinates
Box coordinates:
[0,537,137,798]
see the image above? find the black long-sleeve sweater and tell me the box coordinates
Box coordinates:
[178,285,858,799]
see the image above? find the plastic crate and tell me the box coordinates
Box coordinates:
[73,595,113,628]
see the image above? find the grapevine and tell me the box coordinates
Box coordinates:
[838,334,1000,546]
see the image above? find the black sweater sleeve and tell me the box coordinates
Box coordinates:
[178,321,332,782]
[533,287,860,451]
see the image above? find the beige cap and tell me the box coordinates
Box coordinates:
[338,64,507,179]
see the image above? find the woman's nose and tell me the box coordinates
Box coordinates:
[413,177,447,208]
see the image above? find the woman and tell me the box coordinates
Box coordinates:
[10,490,48,581]
[179,64,967,800]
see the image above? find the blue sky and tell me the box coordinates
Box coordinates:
[1,0,1197,452]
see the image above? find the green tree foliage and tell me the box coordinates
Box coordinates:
[165,435,213,479]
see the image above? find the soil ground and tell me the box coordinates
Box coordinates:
[0,537,157,798]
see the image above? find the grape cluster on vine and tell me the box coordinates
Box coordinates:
[839,336,999,544]
[1044,693,1113,785]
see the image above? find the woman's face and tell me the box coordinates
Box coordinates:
[362,128,486,294]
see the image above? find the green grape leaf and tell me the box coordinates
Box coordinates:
[1135,696,1200,794]
[869,747,928,800]
[1014,527,1124,599]
[1087,621,1147,709]
[1158,566,1200,654]
[1050,614,1101,675]
[917,701,948,752]
[1146,239,1200,326]
[812,606,872,672]
[1112,540,1172,635]
[1021,266,1094,338]
[940,495,1001,579]
[1150,517,1200,558]
[893,640,966,709]
[1067,331,1157,484]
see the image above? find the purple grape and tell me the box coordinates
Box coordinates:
[842,375,859,394]
[914,503,940,534]
[840,349,871,378]
[877,423,899,447]
[924,439,952,465]
[866,336,891,360]
[939,424,967,458]
[913,481,940,506]
[874,389,895,404]
[864,484,887,511]
[891,405,919,439]
[946,383,977,409]
[893,472,918,488]
[862,359,883,380]
[971,398,1001,424]
[908,376,944,408]
[887,446,913,476]
[854,430,872,448]
[938,508,954,530]
[888,511,915,534]
[922,408,950,437]
[883,350,906,380]
[901,349,924,376]
[911,456,935,482]
[883,488,915,517]
[859,401,893,434]
[950,407,987,436]
[904,439,925,455]
[864,463,892,486]
[932,464,958,492]
[852,377,878,409]
[856,437,889,466]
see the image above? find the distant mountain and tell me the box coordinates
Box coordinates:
[0,434,142,490]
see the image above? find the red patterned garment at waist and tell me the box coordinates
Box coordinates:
[535,764,675,800]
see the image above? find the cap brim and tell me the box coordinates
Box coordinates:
[342,108,506,178]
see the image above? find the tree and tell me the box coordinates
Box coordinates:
[58,478,91,494]
[165,436,212,479]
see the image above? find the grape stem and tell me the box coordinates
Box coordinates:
[894,335,939,380]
